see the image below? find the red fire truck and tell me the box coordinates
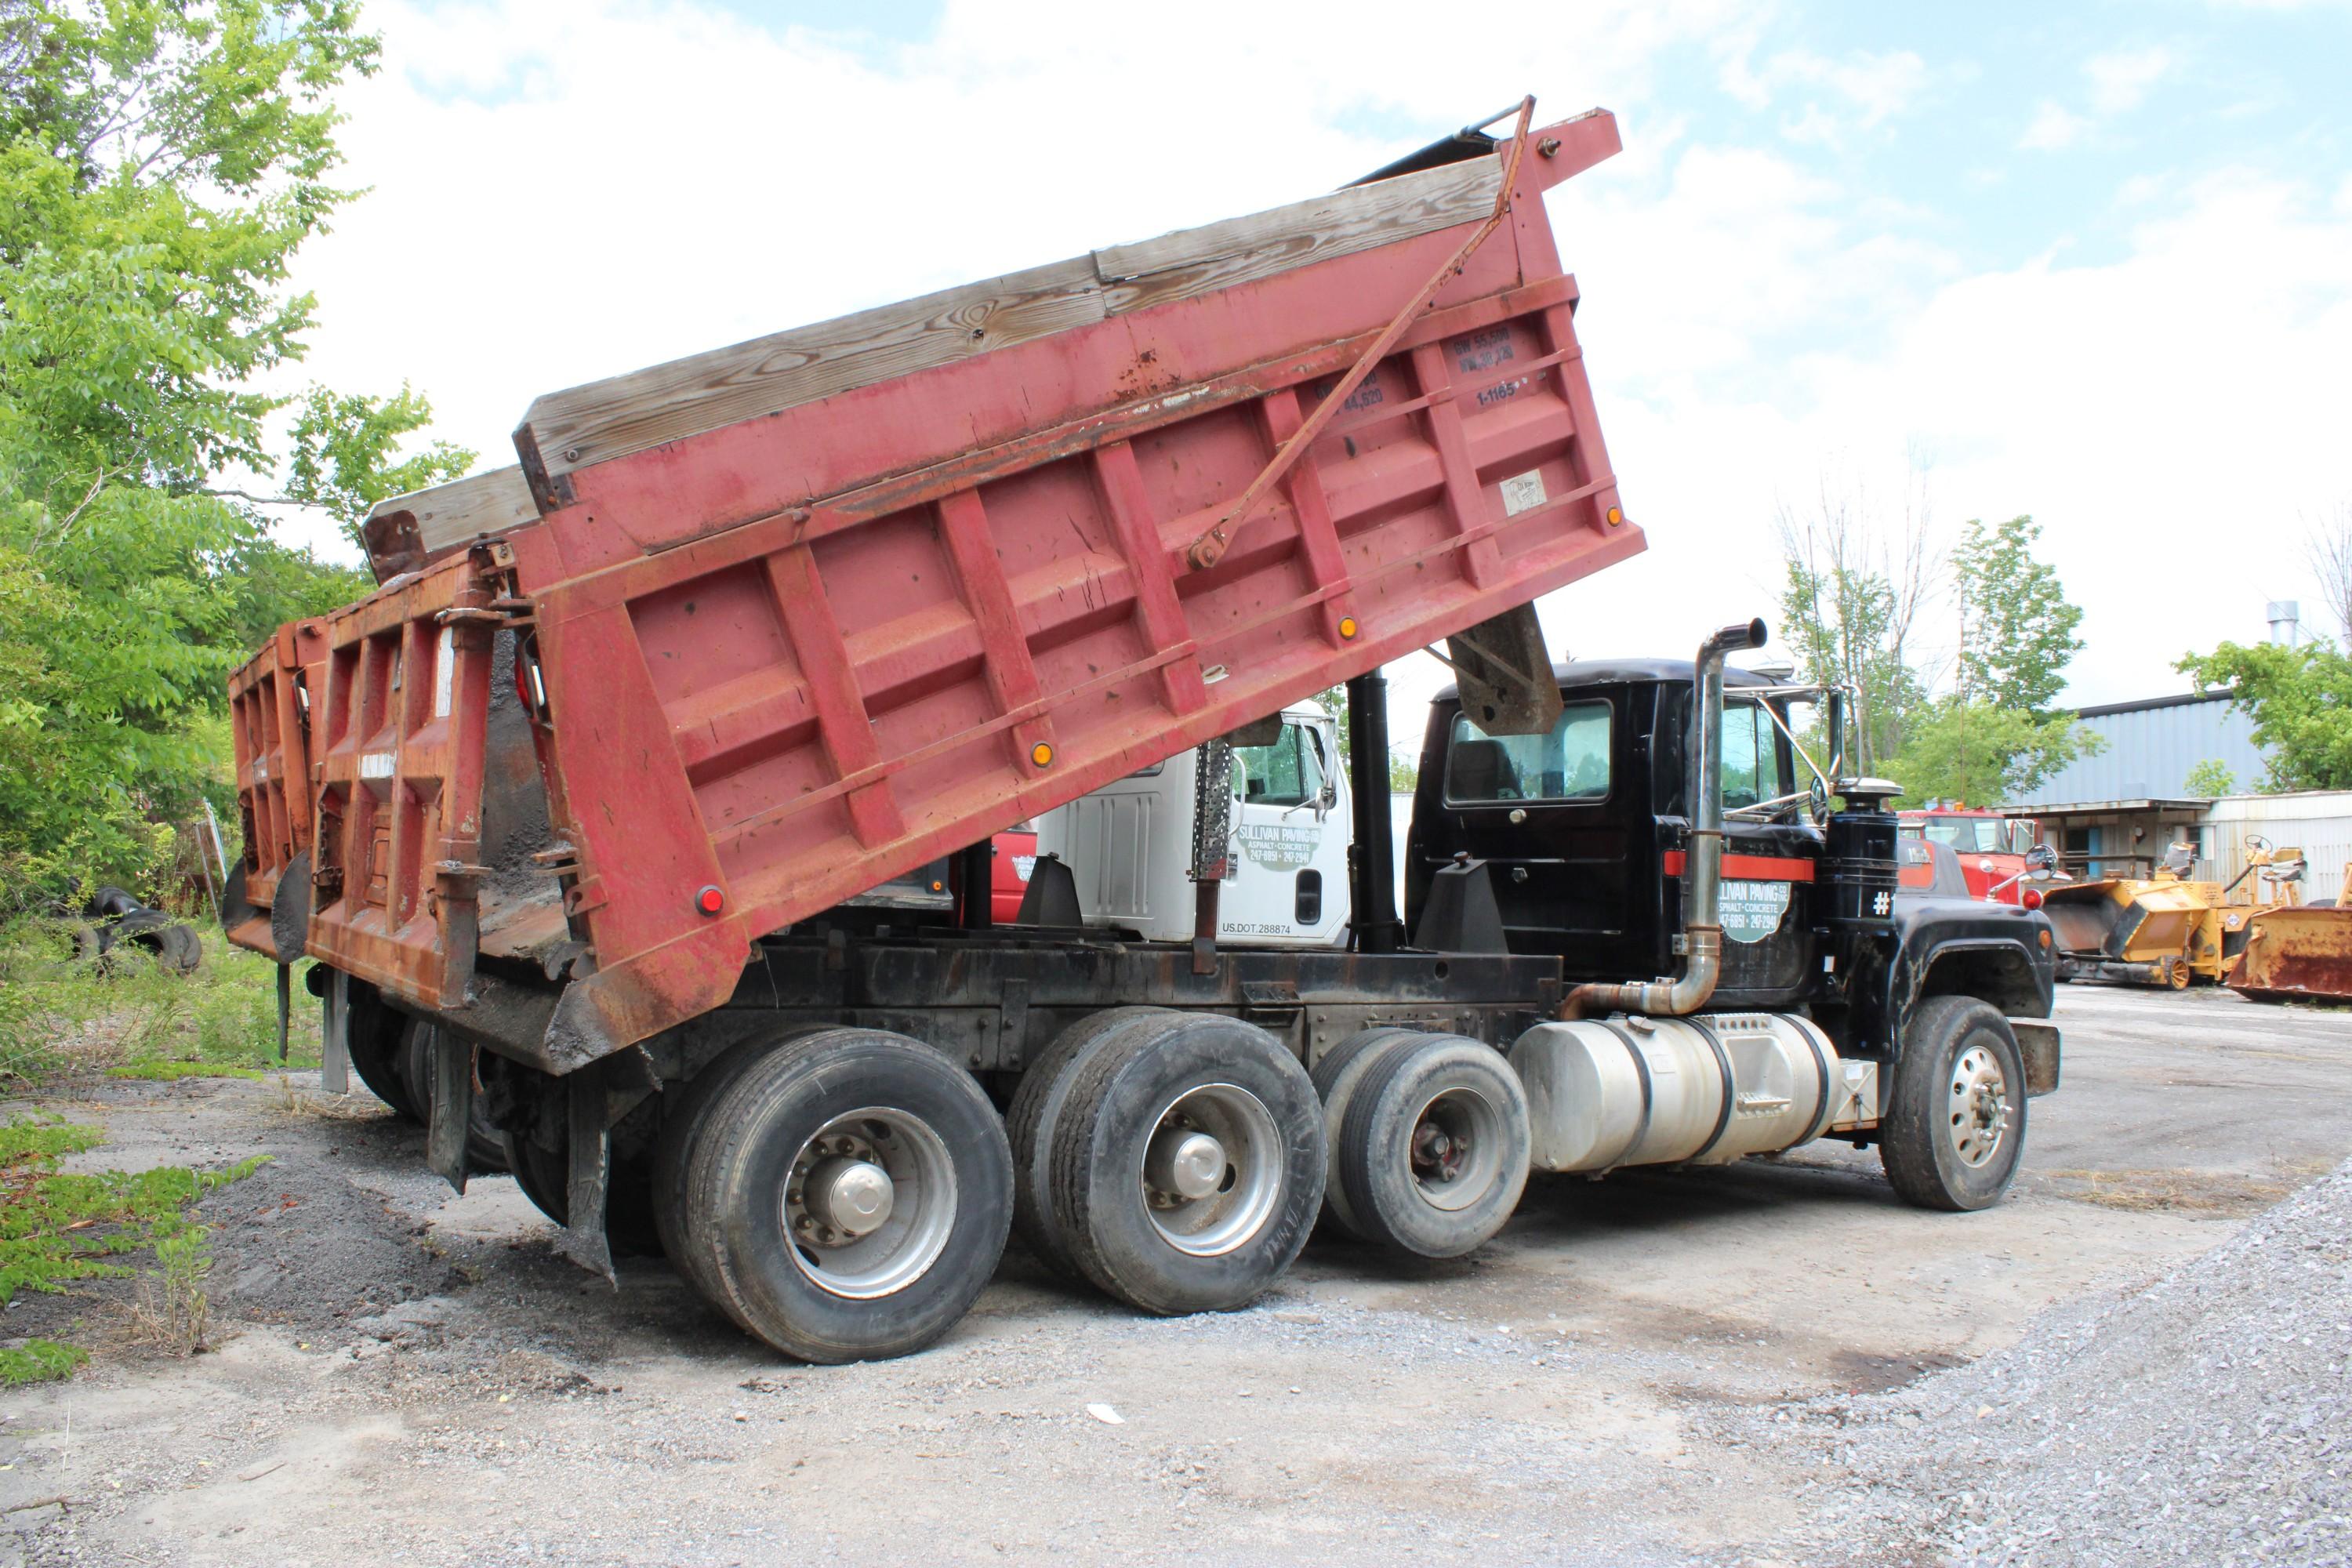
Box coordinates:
[1899,808,2042,905]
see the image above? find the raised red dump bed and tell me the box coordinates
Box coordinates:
[242,105,1645,1070]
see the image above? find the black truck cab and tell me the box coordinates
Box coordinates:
[1407,659,1826,1011]
[1407,655,2060,1196]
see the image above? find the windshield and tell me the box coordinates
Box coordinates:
[1922,815,2009,854]
[1231,720,1327,809]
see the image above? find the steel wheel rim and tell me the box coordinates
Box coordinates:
[1406,1085,1506,1213]
[1138,1082,1282,1258]
[1946,1044,2010,1169]
[782,1106,958,1300]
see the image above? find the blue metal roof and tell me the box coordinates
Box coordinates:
[2015,691,2269,807]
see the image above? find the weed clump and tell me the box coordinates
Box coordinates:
[0,1113,267,1374]
[0,917,321,1085]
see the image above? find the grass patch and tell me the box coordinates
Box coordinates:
[2041,1166,2295,1214]
[0,1339,88,1385]
[0,1112,267,1374]
[0,915,322,1087]
[107,1060,263,1082]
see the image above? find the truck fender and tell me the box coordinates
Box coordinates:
[1903,937,2049,1022]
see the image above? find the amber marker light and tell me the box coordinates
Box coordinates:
[1606,506,1624,526]
[1338,615,1359,640]
[1031,742,1054,767]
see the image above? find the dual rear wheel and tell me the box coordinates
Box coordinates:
[1311,1029,1531,1259]
[649,1012,1530,1364]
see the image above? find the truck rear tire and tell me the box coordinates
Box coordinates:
[684,1029,1012,1363]
[1879,995,2027,1212]
[346,992,423,1123]
[1006,1007,1174,1276]
[651,1026,838,1330]
[397,1020,512,1176]
[1047,1014,1323,1316]
[1309,1027,1434,1241]
[1334,1033,1530,1260]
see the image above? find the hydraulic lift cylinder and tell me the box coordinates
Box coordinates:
[1347,670,1404,953]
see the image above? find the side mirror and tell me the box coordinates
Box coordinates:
[2026,843,2057,873]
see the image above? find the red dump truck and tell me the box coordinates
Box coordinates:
[226,100,2059,1364]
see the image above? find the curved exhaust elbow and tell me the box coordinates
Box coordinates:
[1558,616,1764,1022]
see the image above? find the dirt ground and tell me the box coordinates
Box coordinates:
[2,984,2346,1567]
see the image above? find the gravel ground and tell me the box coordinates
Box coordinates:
[1729,1152,2352,1568]
[1,985,2347,1566]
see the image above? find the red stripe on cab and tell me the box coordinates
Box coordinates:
[1661,850,1816,883]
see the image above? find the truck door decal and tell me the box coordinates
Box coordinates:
[1721,879,1792,943]
[1236,822,1323,870]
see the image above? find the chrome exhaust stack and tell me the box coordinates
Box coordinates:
[1560,617,1768,1019]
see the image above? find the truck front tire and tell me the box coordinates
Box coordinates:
[683,1029,1012,1363]
[1047,1014,1323,1315]
[1879,995,2027,1212]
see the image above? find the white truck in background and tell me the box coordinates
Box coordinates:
[1040,703,1352,949]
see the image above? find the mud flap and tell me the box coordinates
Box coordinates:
[557,1070,615,1285]
[425,1030,475,1193]
[318,966,351,1096]
[2012,1021,2062,1097]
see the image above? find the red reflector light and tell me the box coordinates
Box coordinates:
[2021,887,2043,910]
[695,884,725,916]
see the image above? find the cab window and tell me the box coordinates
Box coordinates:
[1445,701,1611,804]
[1232,721,1327,809]
[1722,701,1790,811]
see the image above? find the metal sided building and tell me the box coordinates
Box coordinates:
[2029,690,2269,804]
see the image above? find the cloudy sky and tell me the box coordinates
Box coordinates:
[281,0,2352,723]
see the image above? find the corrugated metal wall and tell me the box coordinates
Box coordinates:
[2201,793,2352,906]
[2031,693,2268,803]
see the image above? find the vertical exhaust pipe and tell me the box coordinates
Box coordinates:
[1561,617,1768,1019]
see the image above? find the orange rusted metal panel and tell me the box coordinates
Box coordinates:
[225,617,328,956]
[304,546,512,1011]
[2226,906,2352,1004]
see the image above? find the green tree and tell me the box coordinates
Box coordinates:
[285,383,470,543]
[1886,699,2096,807]
[1952,515,2084,713]
[1887,514,2096,807]
[1773,471,1933,771]
[2182,758,2237,797]
[0,0,460,895]
[2176,641,2352,791]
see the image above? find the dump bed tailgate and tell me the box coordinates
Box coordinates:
[225,619,327,957]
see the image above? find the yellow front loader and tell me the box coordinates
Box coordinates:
[2043,837,2306,990]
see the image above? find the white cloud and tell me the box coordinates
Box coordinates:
[1718,46,1930,147]
[2085,45,2172,113]
[283,0,1746,520]
[1541,165,2352,707]
[2017,100,2089,151]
